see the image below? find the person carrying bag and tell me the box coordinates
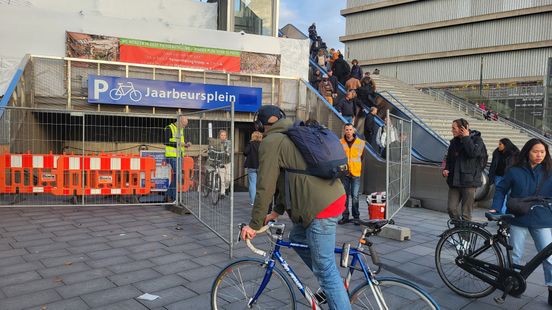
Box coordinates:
[490,138,552,305]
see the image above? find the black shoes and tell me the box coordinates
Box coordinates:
[548,287,552,305]
[338,218,349,225]
[338,218,360,225]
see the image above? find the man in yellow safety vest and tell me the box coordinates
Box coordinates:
[164,115,190,202]
[338,123,365,225]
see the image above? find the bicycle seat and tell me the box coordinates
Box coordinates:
[485,212,515,221]
[357,219,389,230]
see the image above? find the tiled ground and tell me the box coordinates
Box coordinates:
[0,192,549,309]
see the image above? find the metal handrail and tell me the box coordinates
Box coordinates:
[0,54,30,108]
[308,58,348,95]
[300,78,385,160]
[425,88,552,145]
[379,90,449,146]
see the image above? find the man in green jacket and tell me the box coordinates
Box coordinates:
[241,105,351,310]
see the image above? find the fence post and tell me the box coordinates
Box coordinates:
[229,98,235,258]
[81,112,85,206]
[198,114,202,218]
[385,109,390,219]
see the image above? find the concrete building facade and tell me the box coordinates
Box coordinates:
[341,0,552,130]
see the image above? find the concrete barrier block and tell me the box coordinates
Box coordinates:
[379,224,411,241]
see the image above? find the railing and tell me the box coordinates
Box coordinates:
[424,88,552,145]
[379,90,449,146]
[1,54,31,109]
[300,79,384,160]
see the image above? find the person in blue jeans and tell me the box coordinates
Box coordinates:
[488,138,519,213]
[241,106,351,309]
[244,131,262,206]
[490,138,552,305]
[163,115,190,202]
[339,123,365,225]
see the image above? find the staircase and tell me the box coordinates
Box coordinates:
[372,75,536,157]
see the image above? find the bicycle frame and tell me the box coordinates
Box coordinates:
[249,238,375,309]
[457,223,552,298]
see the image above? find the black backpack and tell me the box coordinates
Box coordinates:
[284,121,348,179]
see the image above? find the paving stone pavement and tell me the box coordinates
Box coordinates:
[0,192,550,309]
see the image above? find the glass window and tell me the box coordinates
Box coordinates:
[234,0,274,36]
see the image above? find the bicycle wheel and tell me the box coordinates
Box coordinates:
[211,173,221,205]
[201,172,210,198]
[435,226,503,298]
[350,277,438,310]
[211,258,296,309]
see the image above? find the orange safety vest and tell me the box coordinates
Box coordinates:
[341,137,365,177]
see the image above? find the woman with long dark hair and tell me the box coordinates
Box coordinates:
[491,138,552,304]
[489,138,520,213]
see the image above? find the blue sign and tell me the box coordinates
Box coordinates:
[88,75,262,112]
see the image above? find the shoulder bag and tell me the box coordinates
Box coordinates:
[506,176,549,216]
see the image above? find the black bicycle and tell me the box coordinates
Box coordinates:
[201,148,228,205]
[435,212,552,303]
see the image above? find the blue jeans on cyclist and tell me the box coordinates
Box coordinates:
[341,175,360,221]
[289,216,352,310]
[510,225,552,286]
[247,168,257,205]
[166,157,181,202]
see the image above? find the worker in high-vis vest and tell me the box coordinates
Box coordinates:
[163,115,190,202]
[338,123,366,225]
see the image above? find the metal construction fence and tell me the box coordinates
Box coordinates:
[1,54,413,255]
[0,104,237,251]
[385,111,413,219]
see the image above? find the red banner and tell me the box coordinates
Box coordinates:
[120,44,240,72]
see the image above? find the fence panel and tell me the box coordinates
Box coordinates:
[385,111,412,219]
[0,106,178,207]
[179,108,234,245]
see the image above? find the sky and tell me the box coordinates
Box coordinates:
[279,0,346,52]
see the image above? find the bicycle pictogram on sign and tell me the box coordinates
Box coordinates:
[109,82,143,102]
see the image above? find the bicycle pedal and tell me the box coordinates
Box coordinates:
[314,291,328,304]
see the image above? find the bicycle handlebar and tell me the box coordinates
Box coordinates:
[240,224,271,257]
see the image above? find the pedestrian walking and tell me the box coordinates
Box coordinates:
[244,131,262,206]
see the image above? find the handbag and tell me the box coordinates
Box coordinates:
[506,176,548,216]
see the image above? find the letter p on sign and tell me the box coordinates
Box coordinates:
[93,79,109,99]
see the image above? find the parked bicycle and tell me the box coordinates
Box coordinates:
[211,219,440,309]
[201,147,227,205]
[435,212,552,303]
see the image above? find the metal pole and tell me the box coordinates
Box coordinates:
[399,120,403,208]
[229,98,235,258]
[176,114,181,207]
[198,114,202,218]
[67,60,72,110]
[479,56,484,97]
[385,109,390,219]
[81,113,85,206]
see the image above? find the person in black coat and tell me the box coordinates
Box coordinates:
[335,90,356,124]
[244,131,262,206]
[363,107,378,148]
[442,118,488,221]
[332,54,350,86]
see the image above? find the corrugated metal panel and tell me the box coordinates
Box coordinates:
[345,0,552,35]
[364,48,552,84]
[346,14,552,60]
[347,0,382,8]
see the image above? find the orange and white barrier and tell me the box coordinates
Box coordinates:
[52,154,156,196]
[0,153,59,194]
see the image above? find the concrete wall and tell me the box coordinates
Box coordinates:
[0,1,309,96]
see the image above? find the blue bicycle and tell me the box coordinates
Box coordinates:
[211,219,440,309]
